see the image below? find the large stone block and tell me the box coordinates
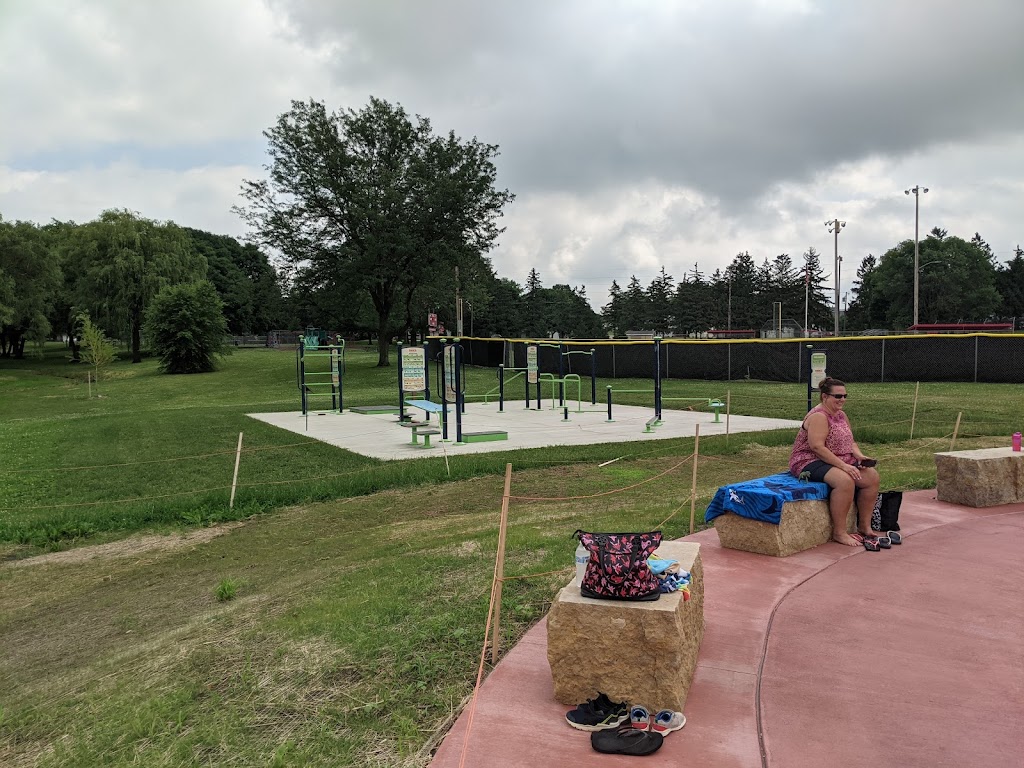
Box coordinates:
[713,501,857,557]
[546,541,703,713]
[935,447,1024,507]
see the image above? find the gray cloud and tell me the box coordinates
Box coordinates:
[1,0,1022,311]
[276,0,1024,204]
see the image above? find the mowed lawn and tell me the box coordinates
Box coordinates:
[0,344,1018,766]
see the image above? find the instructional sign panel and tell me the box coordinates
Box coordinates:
[810,352,828,390]
[527,345,538,384]
[445,345,457,401]
[401,346,425,391]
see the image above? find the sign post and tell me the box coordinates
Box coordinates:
[526,344,538,409]
[806,346,827,412]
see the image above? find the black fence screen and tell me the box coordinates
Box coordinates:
[445,334,1024,384]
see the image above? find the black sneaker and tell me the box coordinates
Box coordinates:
[565,694,628,731]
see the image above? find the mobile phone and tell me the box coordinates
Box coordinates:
[858,459,877,468]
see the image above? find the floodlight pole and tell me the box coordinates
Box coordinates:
[803,264,809,337]
[905,185,929,330]
[825,219,846,336]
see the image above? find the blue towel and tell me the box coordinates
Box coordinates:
[704,472,829,525]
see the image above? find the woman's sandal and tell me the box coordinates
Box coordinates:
[851,533,881,552]
[887,531,902,545]
[591,725,665,755]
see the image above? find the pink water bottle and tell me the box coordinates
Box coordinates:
[1014,432,1022,452]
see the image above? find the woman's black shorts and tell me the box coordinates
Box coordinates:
[800,460,834,483]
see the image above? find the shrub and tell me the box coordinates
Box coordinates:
[145,281,230,373]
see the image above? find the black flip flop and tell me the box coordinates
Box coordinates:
[851,533,880,552]
[887,531,902,545]
[591,726,665,755]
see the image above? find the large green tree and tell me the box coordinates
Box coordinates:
[238,97,514,366]
[995,245,1024,324]
[67,210,206,362]
[183,228,283,334]
[618,276,650,332]
[863,229,1001,328]
[0,217,62,358]
[145,281,230,373]
[671,264,714,336]
[844,254,880,332]
[478,277,524,337]
[601,279,624,337]
[646,267,675,333]
[544,284,604,338]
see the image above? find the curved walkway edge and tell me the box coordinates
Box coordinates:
[429,491,1024,768]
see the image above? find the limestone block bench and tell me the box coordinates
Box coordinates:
[706,473,858,557]
[935,447,1024,507]
[713,502,857,557]
[546,540,703,714]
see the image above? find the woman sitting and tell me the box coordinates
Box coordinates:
[789,377,881,547]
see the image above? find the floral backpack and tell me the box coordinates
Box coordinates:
[575,530,662,601]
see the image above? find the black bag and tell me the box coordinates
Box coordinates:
[871,491,902,532]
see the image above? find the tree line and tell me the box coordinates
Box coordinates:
[4,96,1023,368]
[0,210,286,362]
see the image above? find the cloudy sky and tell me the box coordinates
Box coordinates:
[3,0,1023,310]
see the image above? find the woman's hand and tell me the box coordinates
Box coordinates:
[842,463,862,480]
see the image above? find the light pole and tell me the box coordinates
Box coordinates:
[837,254,844,333]
[803,263,810,337]
[905,185,928,329]
[826,219,846,336]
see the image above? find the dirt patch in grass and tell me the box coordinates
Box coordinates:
[3,522,246,570]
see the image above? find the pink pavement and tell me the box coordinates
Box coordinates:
[429,491,1024,768]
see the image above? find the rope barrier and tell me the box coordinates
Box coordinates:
[5,440,324,474]
[0,485,233,512]
[1,426,982,516]
[507,454,694,502]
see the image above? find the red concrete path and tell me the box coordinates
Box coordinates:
[430,491,1024,767]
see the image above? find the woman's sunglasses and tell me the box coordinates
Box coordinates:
[827,393,848,400]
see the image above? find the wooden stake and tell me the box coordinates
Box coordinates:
[87,371,92,399]
[689,424,700,535]
[490,463,513,664]
[725,390,731,443]
[950,412,962,450]
[909,381,920,440]
[229,432,244,509]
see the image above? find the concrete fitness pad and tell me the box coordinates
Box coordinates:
[248,402,802,461]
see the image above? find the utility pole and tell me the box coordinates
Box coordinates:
[803,263,810,337]
[905,185,929,330]
[825,219,846,336]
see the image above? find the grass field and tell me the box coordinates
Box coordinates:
[0,343,1017,766]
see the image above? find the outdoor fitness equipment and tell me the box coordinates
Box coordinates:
[603,337,724,430]
[295,333,345,415]
[492,342,598,414]
[415,337,508,445]
[397,342,432,424]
